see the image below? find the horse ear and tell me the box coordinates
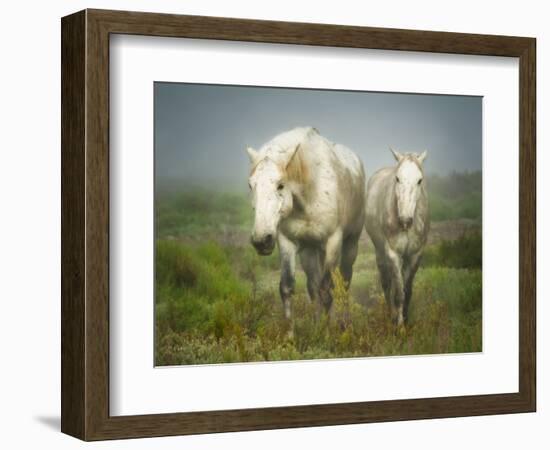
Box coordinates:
[246,147,259,165]
[390,147,403,162]
[417,150,428,164]
[285,144,300,171]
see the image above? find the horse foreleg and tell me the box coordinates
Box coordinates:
[375,250,392,310]
[278,233,297,320]
[385,245,405,326]
[403,251,422,324]
[320,229,343,312]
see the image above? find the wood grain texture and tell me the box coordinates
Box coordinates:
[85,10,111,439]
[89,8,532,56]
[60,10,86,439]
[518,39,536,409]
[60,8,537,441]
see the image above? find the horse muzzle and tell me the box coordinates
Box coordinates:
[399,217,413,230]
[251,233,275,255]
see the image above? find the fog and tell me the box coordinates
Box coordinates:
[155,82,481,189]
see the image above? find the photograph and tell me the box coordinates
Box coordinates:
[154,82,483,366]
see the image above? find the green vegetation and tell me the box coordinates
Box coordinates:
[155,240,481,365]
[155,171,482,239]
[422,232,482,269]
[155,171,482,366]
[156,190,251,238]
[428,171,482,221]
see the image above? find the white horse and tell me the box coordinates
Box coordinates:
[365,149,430,326]
[247,127,366,318]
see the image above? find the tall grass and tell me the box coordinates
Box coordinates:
[156,190,252,238]
[422,232,482,269]
[155,240,482,365]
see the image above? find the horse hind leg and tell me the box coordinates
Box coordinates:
[299,246,323,313]
[403,277,413,324]
[279,266,294,320]
[340,234,360,287]
[319,230,344,313]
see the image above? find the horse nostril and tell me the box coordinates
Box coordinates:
[251,234,273,247]
[400,217,413,229]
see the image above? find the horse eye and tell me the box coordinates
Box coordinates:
[418,179,423,185]
[277,183,284,191]
[395,176,400,183]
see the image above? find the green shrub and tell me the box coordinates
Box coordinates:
[155,240,249,335]
[422,233,482,269]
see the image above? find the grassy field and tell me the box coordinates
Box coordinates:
[155,172,482,366]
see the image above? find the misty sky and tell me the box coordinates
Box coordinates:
[155,82,481,188]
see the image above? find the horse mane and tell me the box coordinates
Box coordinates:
[281,128,318,185]
[250,127,317,184]
[248,147,310,184]
[283,144,309,185]
[249,160,260,177]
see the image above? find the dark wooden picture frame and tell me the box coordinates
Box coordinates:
[61,9,536,441]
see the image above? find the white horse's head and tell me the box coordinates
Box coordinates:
[391,148,427,230]
[246,145,299,255]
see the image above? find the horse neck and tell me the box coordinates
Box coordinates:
[416,184,429,221]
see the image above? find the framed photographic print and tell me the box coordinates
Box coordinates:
[61,9,536,441]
